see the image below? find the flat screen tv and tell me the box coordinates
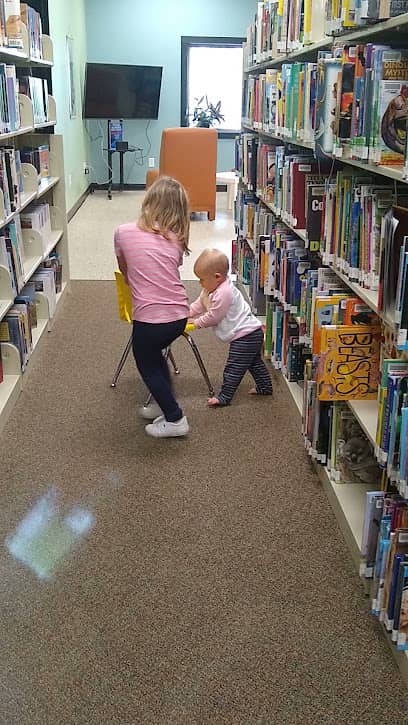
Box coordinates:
[83,63,163,119]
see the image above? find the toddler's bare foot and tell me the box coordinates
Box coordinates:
[249,387,273,396]
[207,397,220,406]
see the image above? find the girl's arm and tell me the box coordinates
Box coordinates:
[114,230,129,284]
[116,254,128,284]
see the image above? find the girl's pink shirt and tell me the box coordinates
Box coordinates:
[114,223,189,323]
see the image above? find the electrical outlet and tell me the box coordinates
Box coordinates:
[83,161,90,174]
[148,157,155,168]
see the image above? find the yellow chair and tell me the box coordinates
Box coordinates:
[111,271,214,397]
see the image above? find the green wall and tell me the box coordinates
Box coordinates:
[48,0,89,213]
[84,0,253,186]
[47,0,253,206]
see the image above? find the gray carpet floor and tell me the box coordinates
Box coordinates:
[0,281,407,725]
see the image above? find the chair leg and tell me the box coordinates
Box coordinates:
[168,348,180,374]
[111,334,133,387]
[182,332,214,396]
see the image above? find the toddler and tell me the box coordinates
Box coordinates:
[189,249,272,406]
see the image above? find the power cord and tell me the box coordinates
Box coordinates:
[86,119,153,185]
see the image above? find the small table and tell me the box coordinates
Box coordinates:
[216,171,239,211]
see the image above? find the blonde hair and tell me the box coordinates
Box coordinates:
[139,176,190,254]
[194,248,229,277]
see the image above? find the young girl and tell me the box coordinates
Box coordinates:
[114,176,190,438]
[189,248,273,406]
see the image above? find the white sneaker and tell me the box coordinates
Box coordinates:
[145,415,189,438]
[140,401,162,420]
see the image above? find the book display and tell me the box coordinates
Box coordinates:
[237,2,408,682]
[0,1,68,431]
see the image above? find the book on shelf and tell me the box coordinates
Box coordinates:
[20,144,50,180]
[21,3,42,59]
[31,266,56,317]
[18,75,49,125]
[364,1,408,21]
[361,491,385,577]
[316,324,381,401]
[4,0,23,50]
[244,0,328,69]
[20,201,52,251]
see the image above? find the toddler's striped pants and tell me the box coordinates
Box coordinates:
[217,327,273,405]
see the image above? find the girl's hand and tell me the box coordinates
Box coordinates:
[187,318,195,326]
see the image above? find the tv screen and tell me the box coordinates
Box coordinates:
[83,63,163,119]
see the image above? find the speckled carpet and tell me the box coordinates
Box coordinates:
[0,281,406,725]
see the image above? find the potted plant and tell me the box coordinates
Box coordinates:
[191,96,225,128]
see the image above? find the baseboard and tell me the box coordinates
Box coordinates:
[90,182,146,192]
[90,182,228,193]
[68,185,92,221]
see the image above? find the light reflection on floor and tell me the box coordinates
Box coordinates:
[6,488,95,580]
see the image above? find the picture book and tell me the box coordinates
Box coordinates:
[316,324,381,401]
[315,54,342,159]
[385,552,408,631]
[342,298,379,326]
[372,513,392,614]
[382,529,408,623]
[305,180,325,253]
[379,207,408,324]
[396,562,408,651]
[361,491,384,575]
[378,72,408,165]
[4,0,23,50]
[386,375,408,481]
[337,45,357,144]
[400,402,408,495]
[312,294,350,354]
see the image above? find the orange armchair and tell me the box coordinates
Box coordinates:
[145,127,218,221]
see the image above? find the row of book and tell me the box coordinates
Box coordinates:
[0,144,49,213]
[0,2,43,56]
[0,146,23,216]
[361,493,408,651]
[236,135,408,348]
[244,1,408,69]
[0,65,50,134]
[316,43,408,166]
[0,143,50,217]
[243,41,408,168]
[0,255,62,375]
[375,361,408,493]
[244,0,326,68]
[0,202,54,294]
[326,0,408,34]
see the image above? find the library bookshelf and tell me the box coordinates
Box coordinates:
[237,7,408,684]
[0,21,70,435]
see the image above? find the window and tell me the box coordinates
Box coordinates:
[181,36,245,139]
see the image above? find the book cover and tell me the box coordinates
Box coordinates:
[4,0,23,49]
[361,491,384,570]
[315,56,342,159]
[317,324,381,400]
